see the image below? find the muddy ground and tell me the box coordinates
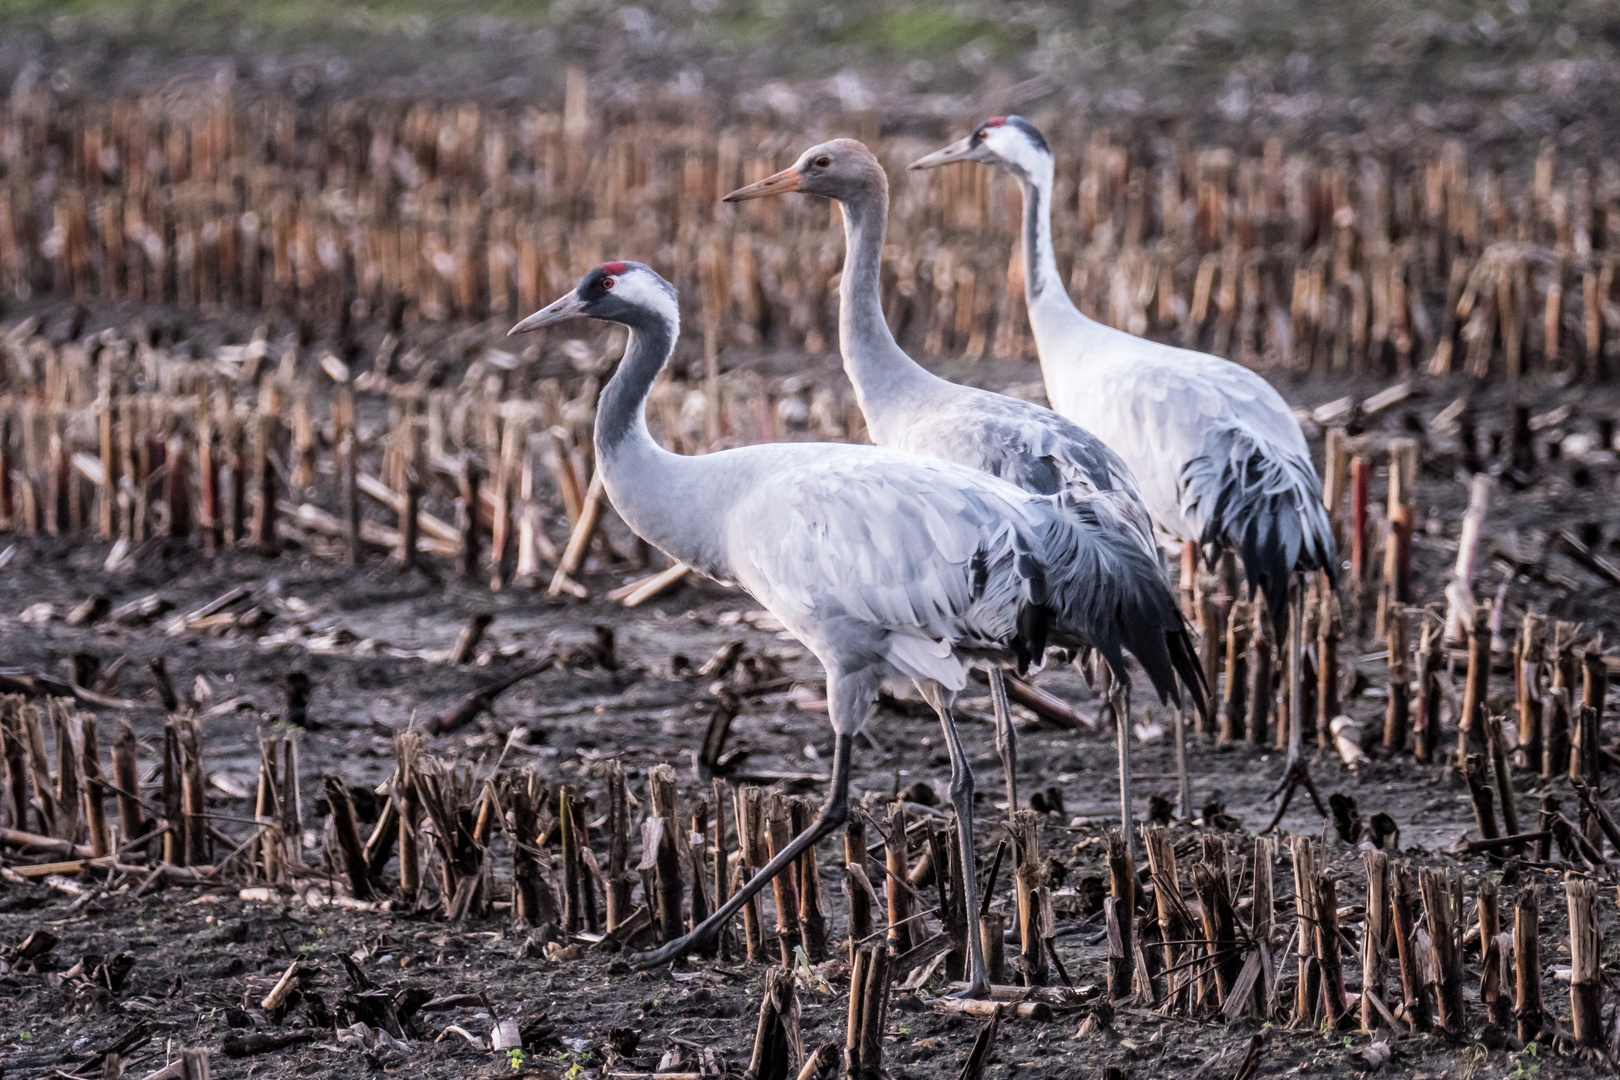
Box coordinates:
[5,313,1620,1079]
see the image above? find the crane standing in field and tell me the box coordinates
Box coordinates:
[911,117,1336,821]
[724,139,1205,835]
[510,260,1195,994]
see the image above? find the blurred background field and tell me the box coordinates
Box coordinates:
[5,0,1620,388]
[4,0,1619,149]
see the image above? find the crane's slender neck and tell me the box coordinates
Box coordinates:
[592,308,731,576]
[1015,159,1070,316]
[835,184,938,436]
[1010,157,1105,403]
[594,313,677,468]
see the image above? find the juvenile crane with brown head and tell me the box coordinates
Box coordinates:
[726,140,1206,837]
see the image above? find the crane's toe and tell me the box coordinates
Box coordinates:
[629,937,694,971]
[944,975,995,1000]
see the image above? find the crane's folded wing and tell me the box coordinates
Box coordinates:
[724,457,1044,644]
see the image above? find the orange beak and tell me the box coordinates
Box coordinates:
[722,166,801,202]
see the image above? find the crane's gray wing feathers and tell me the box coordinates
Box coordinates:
[1179,425,1337,633]
[893,391,1159,558]
[1091,327,1311,457]
[725,451,1204,712]
[1049,330,1335,636]
[725,457,1050,690]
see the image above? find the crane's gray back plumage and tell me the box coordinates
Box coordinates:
[1035,309,1338,639]
[887,383,1158,559]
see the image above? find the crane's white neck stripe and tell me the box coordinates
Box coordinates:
[613,269,680,328]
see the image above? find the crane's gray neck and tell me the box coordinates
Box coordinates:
[595,315,676,471]
[592,310,732,576]
[1015,160,1067,312]
[836,187,940,437]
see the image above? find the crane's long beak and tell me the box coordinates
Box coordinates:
[908,136,978,170]
[722,166,800,202]
[508,291,586,335]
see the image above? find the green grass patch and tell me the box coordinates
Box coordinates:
[827,5,1017,58]
[0,0,555,48]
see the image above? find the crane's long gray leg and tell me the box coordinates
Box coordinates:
[1172,705,1191,820]
[632,731,851,970]
[925,693,993,999]
[1115,678,1135,860]
[1265,574,1325,831]
[987,667,1017,818]
[1287,577,1303,774]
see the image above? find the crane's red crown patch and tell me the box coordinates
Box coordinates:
[601,262,628,275]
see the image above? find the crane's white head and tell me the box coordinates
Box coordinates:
[722,138,887,205]
[508,261,679,335]
[909,116,1052,182]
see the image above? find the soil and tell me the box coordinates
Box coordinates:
[5,309,1620,1079]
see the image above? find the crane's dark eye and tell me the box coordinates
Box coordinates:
[976,130,987,139]
[813,155,831,168]
[601,277,615,290]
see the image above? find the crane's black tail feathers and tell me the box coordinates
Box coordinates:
[1182,428,1337,640]
[1044,496,1209,714]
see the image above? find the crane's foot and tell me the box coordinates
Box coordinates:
[630,730,854,973]
[629,925,716,971]
[944,972,994,1000]
[1263,752,1326,833]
